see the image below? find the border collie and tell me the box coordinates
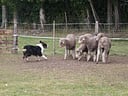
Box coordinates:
[23,41,48,61]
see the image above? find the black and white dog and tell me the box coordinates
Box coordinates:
[23,41,48,61]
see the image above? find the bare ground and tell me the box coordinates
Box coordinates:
[1,54,128,82]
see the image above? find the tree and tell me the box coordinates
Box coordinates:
[0,0,7,28]
[40,8,45,32]
[107,0,112,24]
[107,0,112,31]
[1,5,7,28]
[88,0,99,22]
[114,0,120,32]
[1,0,128,25]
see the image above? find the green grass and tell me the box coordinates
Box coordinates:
[18,37,128,56]
[110,40,128,56]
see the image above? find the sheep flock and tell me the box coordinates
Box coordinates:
[59,33,111,64]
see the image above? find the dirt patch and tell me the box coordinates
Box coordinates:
[15,55,128,74]
[0,54,128,73]
[1,54,128,83]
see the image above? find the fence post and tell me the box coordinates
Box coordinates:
[53,20,56,55]
[65,12,68,32]
[12,16,18,54]
[95,21,99,34]
[33,22,36,29]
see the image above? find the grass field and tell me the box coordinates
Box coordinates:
[18,37,128,56]
[0,37,128,96]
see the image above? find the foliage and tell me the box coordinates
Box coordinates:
[0,0,128,23]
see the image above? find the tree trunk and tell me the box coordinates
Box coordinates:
[1,5,7,29]
[88,0,99,22]
[107,0,112,23]
[40,8,45,32]
[88,0,100,33]
[107,0,112,32]
[86,8,91,31]
[114,0,120,32]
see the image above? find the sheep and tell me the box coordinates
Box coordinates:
[96,33,105,41]
[76,43,88,61]
[78,33,93,44]
[59,34,76,60]
[78,33,98,62]
[96,36,111,64]
[23,41,48,61]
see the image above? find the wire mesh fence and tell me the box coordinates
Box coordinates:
[0,22,128,53]
[16,22,128,38]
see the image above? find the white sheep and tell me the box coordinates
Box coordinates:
[59,34,76,60]
[78,33,92,44]
[96,33,105,41]
[96,36,111,64]
[78,33,98,62]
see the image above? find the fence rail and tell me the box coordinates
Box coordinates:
[1,22,128,40]
[1,22,128,36]
[0,22,128,53]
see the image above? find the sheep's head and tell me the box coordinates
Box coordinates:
[78,34,92,44]
[78,35,88,44]
[59,38,67,47]
[78,36,85,44]
[76,49,83,58]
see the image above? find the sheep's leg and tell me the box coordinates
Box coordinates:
[78,55,82,61]
[72,49,76,59]
[106,54,108,63]
[105,50,110,63]
[64,48,68,59]
[68,50,70,56]
[93,51,97,62]
[87,51,91,62]
[102,50,106,63]
[75,52,79,59]
[105,51,109,63]
[96,48,100,64]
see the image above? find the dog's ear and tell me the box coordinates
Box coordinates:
[40,41,45,44]
[39,41,42,43]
